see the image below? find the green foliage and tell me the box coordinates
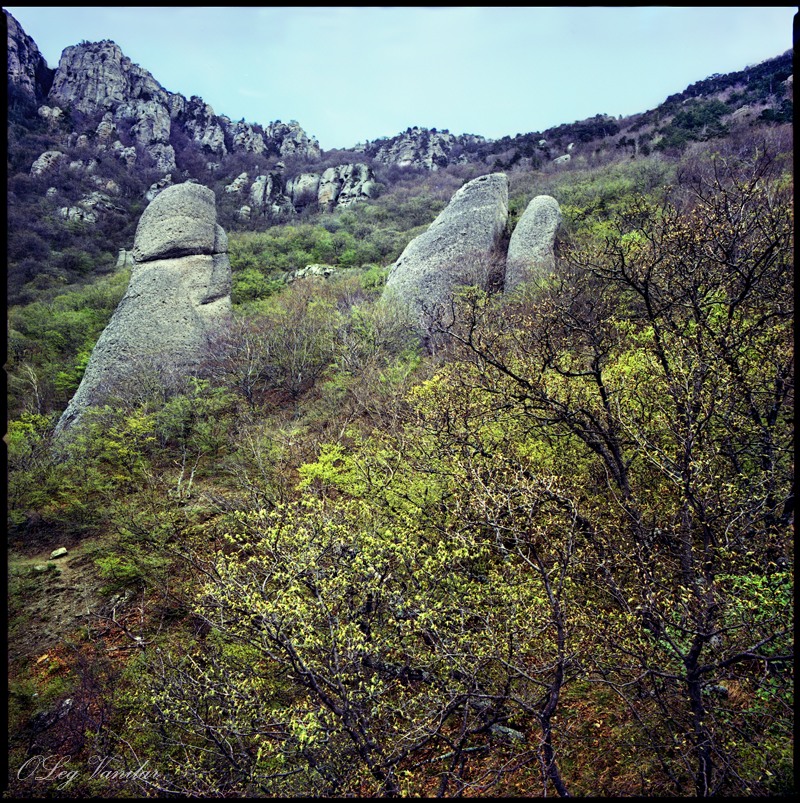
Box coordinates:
[4,90,794,798]
[231,266,284,304]
[359,263,389,292]
[655,99,731,151]
[550,158,674,240]
[94,551,171,593]
[759,99,793,124]
[147,485,572,795]
[7,269,130,416]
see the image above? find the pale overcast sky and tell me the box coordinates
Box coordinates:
[5,6,796,150]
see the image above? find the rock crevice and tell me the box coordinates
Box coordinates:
[385,173,509,326]
[383,174,562,328]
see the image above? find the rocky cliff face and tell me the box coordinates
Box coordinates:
[49,39,167,115]
[6,9,54,103]
[6,9,321,182]
[55,182,232,435]
[385,173,509,325]
[357,127,486,171]
[44,38,321,170]
[227,163,378,218]
[248,170,295,219]
[264,120,322,160]
[5,8,347,243]
[317,164,378,211]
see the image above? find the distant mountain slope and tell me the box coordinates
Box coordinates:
[5,8,793,303]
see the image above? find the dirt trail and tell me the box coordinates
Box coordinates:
[8,539,109,665]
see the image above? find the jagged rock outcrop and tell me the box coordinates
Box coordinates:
[249,172,295,218]
[54,183,232,435]
[59,192,120,224]
[68,158,98,173]
[30,150,66,176]
[385,173,508,325]
[265,120,321,160]
[289,264,337,282]
[225,172,250,194]
[318,164,377,211]
[145,175,173,202]
[95,112,117,143]
[37,105,64,127]
[59,205,96,223]
[125,99,172,144]
[217,117,321,160]
[359,127,486,171]
[504,195,562,291]
[49,39,166,115]
[6,10,54,103]
[180,96,227,155]
[240,164,376,219]
[47,39,178,171]
[39,36,319,177]
[111,141,138,167]
[286,173,321,210]
[222,119,267,154]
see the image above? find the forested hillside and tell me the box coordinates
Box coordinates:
[6,14,794,797]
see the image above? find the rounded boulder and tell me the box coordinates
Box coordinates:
[132,182,217,263]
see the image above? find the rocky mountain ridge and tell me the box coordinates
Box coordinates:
[6,9,793,305]
[354,126,488,171]
[22,31,322,172]
[8,7,793,188]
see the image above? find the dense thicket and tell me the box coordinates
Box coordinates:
[7,128,792,797]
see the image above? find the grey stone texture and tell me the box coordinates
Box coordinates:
[360,126,486,171]
[30,150,66,176]
[132,182,217,262]
[55,183,231,435]
[318,164,378,211]
[504,195,562,291]
[33,34,319,179]
[5,9,53,103]
[384,172,509,324]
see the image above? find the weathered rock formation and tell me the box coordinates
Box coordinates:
[30,150,66,176]
[249,171,295,219]
[357,126,486,171]
[385,173,509,324]
[504,195,562,291]
[225,172,250,194]
[58,191,120,223]
[145,175,174,202]
[14,25,320,179]
[5,9,54,103]
[179,96,227,155]
[383,177,564,325]
[263,120,322,160]
[286,172,322,211]
[235,164,378,219]
[55,183,232,435]
[317,164,378,211]
[289,264,337,282]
